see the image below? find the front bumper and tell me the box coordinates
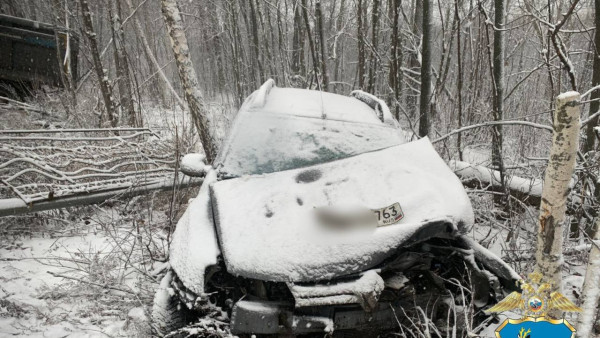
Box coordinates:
[231,300,402,335]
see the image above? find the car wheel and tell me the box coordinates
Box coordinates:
[152,270,195,337]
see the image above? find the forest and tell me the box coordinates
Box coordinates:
[0,0,599,336]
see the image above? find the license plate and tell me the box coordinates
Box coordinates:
[372,202,404,227]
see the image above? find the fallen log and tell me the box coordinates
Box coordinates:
[449,160,543,207]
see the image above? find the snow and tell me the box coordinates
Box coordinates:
[349,90,399,128]
[246,79,275,109]
[0,228,148,337]
[180,153,207,177]
[255,86,383,124]
[557,91,580,101]
[460,235,521,283]
[169,169,221,296]
[450,160,543,197]
[289,270,384,309]
[211,138,474,282]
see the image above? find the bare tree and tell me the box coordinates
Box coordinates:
[491,0,506,200]
[291,2,306,77]
[388,0,403,119]
[315,0,329,91]
[161,0,217,162]
[584,0,600,153]
[301,0,320,89]
[123,0,184,108]
[79,0,118,127]
[109,0,136,126]
[455,0,463,161]
[418,0,432,138]
[368,0,380,93]
[357,0,366,89]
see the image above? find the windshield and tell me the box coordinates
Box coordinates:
[215,111,406,178]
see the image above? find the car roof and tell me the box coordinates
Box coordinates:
[250,87,384,125]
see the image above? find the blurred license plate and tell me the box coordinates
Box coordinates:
[372,202,404,227]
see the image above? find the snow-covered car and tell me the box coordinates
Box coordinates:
[152,80,519,336]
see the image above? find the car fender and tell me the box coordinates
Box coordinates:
[169,169,220,296]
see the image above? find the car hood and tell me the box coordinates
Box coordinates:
[210,138,475,282]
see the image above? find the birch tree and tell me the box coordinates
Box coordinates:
[161,0,217,162]
[577,217,600,337]
[535,92,581,304]
[123,0,184,108]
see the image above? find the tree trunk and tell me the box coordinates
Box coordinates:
[161,0,217,162]
[389,0,403,119]
[79,0,118,127]
[418,0,432,138]
[492,0,506,199]
[368,0,380,93]
[535,92,581,314]
[248,0,264,85]
[315,0,329,91]
[407,0,423,118]
[455,0,463,160]
[110,0,136,126]
[124,0,184,108]
[357,0,366,89]
[577,217,600,337]
[301,0,320,89]
[291,2,306,76]
[584,0,600,153]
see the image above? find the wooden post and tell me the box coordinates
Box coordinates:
[535,91,580,306]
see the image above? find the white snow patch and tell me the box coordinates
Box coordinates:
[180,153,207,177]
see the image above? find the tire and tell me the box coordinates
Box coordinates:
[152,270,195,337]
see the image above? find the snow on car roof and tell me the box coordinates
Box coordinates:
[211,138,474,282]
[255,87,384,124]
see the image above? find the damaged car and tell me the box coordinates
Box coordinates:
[152,79,519,337]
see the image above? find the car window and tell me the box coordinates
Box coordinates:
[215,111,406,177]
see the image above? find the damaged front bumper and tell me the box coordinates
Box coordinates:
[231,270,399,335]
[229,235,520,335]
[231,300,403,335]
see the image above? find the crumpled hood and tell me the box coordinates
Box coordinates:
[211,138,474,282]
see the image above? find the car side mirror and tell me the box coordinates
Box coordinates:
[180,153,210,177]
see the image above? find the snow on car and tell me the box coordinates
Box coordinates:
[152,80,519,336]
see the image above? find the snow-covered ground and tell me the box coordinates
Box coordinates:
[0,230,148,337]
[0,193,188,337]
